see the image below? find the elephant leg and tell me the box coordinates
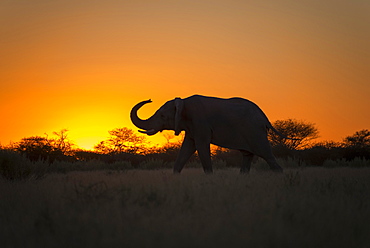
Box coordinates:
[264,157,283,173]
[173,136,196,173]
[257,147,283,173]
[240,150,254,174]
[195,141,213,174]
[252,136,283,173]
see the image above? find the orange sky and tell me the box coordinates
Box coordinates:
[1,0,369,150]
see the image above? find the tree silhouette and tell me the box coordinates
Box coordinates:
[300,140,343,165]
[15,136,54,161]
[343,129,370,148]
[94,127,148,154]
[342,129,370,159]
[269,119,319,150]
[49,129,74,156]
[14,129,75,162]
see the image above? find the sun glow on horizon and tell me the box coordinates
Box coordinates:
[73,136,105,151]
[72,129,177,151]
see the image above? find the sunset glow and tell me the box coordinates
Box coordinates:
[1,0,369,150]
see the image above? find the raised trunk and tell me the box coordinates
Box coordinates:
[130,99,154,131]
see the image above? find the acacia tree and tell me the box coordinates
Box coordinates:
[269,119,319,150]
[343,129,370,148]
[48,129,75,156]
[342,129,370,159]
[15,136,54,161]
[14,129,75,161]
[94,127,148,154]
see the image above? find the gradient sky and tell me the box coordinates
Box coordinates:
[1,0,369,150]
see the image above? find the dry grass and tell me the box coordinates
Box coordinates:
[1,167,370,248]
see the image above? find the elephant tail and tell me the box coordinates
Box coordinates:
[267,123,300,141]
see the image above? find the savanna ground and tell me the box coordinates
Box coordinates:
[1,161,370,248]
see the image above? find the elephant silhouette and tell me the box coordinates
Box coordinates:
[131,95,285,174]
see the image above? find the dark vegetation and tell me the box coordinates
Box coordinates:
[1,120,369,180]
[1,120,369,247]
[2,169,370,248]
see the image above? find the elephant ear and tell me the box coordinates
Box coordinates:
[174,97,184,136]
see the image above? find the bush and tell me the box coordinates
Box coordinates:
[252,157,305,171]
[48,159,134,173]
[279,157,307,168]
[0,151,48,180]
[212,149,242,167]
[212,159,227,169]
[322,158,370,168]
[139,159,171,170]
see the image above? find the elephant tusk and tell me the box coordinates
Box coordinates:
[138,129,157,135]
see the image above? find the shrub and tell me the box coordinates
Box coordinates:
[139,159,171,170]
[106,161,133,170]
[347,157,369,168]
[0,150,48,180]
[278,157,307,168]
[322,158,370,168]
[253,157,306,171]
[212,159,227,169]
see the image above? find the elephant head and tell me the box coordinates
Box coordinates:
[130,98,184,136]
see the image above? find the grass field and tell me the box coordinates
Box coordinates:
[1,167,370,248]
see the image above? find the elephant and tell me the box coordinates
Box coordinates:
[130,95,284,174]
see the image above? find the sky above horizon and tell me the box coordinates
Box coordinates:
[1,0,369,150]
